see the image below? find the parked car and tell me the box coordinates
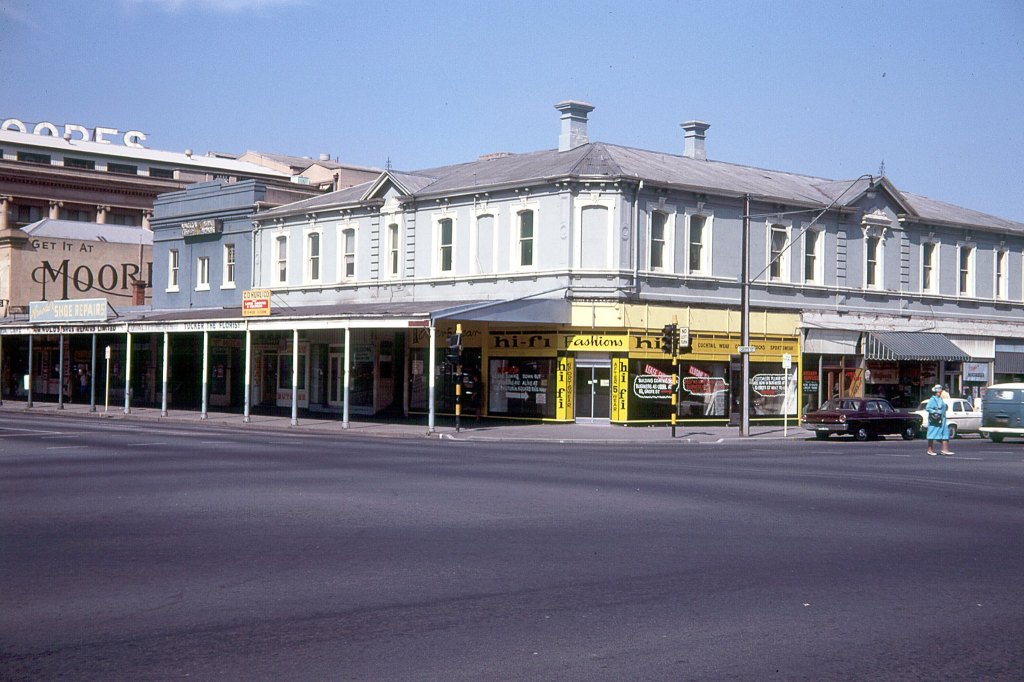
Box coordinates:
[802,396,920,441]
[912,397,982,439]
[979,383,1024,443]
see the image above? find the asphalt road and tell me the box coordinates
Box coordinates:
[1,414,1022,681]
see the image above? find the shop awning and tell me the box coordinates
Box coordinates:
[864,332,970,362]
[995,352,1024,374]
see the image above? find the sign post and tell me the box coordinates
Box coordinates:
[782,353,793,437]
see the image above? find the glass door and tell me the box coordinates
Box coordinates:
[327,352,343,407]
[575,363,611,423]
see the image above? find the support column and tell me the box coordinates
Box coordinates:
[290,328,299,427]
[123,331,132,414]
[243,328,252,423]
[201,331,209,419]
[161,331,169,417]
[27,334,33,408]
[58,333,65,410]
[427,324,436,433]
[342,327,350,429]
[0,334,4,406]
[96,205,109,224]
[90,334,97,411]
[48,201,62,220]
[0,196,10,231]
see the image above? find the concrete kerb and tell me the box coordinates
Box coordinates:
[0,399,808,444]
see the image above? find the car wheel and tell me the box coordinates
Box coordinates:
[948,424,958,439]
[990,433,1004,443]
[902,425,916,440]
[814,432,829,440]
[854,427,869,442]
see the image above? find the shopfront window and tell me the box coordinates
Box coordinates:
[488,357,556,418]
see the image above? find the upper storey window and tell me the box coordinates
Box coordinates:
[650,211,667,270]
[958,244,975,297]
[438,218,454,273]
[921,242,937,293]
[865,235,882,289]
[688,214,709,274]
[275,235,289,284]
[803,229,822,284]
[518,210,534,268]
[768,224,789,282]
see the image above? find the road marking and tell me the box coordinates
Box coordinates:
[46,445,86,450]
[127,442,168,447]
[40,434,79,440]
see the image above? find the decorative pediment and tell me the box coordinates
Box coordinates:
[861,210,891,239]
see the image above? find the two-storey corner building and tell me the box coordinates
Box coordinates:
[3,102,1022,427]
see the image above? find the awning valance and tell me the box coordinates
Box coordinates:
[864,332,970,362]
[994,352,1024,374]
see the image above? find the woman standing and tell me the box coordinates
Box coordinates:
[926,384,953,456]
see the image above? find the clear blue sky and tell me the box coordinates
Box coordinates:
[3,0,1023,221]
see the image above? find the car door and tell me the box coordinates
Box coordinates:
[877,399,899,434]
[864,400,881,434]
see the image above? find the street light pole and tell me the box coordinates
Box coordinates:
[741,195,751,437]
[739,175,876,437]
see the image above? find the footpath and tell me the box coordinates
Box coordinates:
[0,398,808,445]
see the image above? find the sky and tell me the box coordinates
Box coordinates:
[2,0,1023,221]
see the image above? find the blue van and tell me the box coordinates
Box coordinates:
[980,383,1024,442]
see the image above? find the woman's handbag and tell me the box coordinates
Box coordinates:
[928,410,944,427]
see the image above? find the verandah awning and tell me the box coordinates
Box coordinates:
[864,331,971,362]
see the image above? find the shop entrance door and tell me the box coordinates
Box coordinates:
[327,352,343,407]
[575,359,611,423]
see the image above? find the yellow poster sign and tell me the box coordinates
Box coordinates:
[611,357,630,422]
[555,355,575,421]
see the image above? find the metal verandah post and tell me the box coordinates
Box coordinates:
[123,330,132,415]
[90,334,97,412]
[243,328,251,423]
[27,334,33,408]
[427,324,436,434]
[201,330,209,420]
[161,331,169,417]
[741,194,751,437]
[58,333,64,410]
[342,327,350,429]
[290,328,299,427]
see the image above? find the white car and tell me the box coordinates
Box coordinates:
[913,398,982,438]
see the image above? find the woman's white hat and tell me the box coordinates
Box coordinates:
[932,384,944,392]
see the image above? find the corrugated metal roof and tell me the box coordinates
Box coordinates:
[249,141,1024,234]
[865,332,971,362]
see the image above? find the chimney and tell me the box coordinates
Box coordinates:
[681,120,710,160]
[555,100,595,152]
[319,153,330,161]
[131,279,146,306]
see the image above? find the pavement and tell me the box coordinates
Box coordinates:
[0,397,807,444]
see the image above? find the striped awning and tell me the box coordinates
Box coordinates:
[995,352,1024,374]
[864,332,971,362]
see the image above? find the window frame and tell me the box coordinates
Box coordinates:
[957,243,975,297]
[196,255,210,291]
[222,243,236,289]
[304,229,322,284]
[387,222,401,278]
[517,209,535,269]
[921,241,938,294]
[688,213,710,275]
[167,249,179,292]
[803,227,823,285]
[649,210,668,271]
[864,234,883,290]
[274,234,289,285]
[436,216,455,275]
[767,223,791,283]
[995,248,1009,300]
[341,227,356,280]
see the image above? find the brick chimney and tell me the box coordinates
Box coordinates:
[555,100,595,152]
[131,279,147,306]
[681,120,710,160]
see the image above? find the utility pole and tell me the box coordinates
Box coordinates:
[740,194,751,438]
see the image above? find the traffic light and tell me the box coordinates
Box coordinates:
[660,323,677,355]
[445,332,462,365]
